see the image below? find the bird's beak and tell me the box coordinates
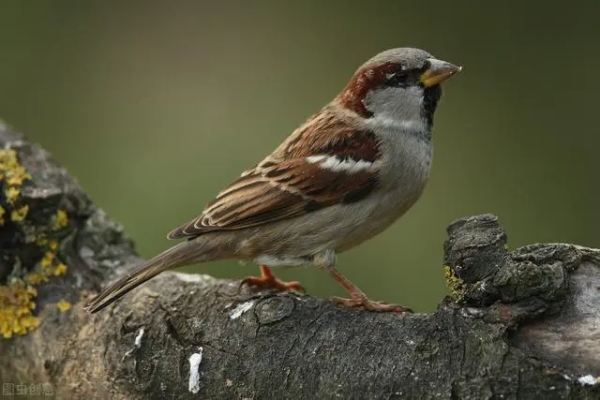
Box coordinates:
[420,59,462,87]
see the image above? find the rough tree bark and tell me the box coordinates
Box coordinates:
[0,124,599,399]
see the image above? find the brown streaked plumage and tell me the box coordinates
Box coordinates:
[85,47,461,314]
[168,109,381,239]
[338,62,402,117]
[279,110,380,160]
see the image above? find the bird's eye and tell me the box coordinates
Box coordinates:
[420,60,431,73]
[386,68,409,86]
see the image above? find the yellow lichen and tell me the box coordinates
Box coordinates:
[53,263,67,276]
[0,148,72,340]
[0,149,30,185]
[26,272,48,285]
[7,174,27,186]
[36,234,48,247]
[3,238,69,340]
[2,242,72,339]
[5,186,19,203]
[10,204,29,222]
[0,149,30,206]
[40,251,55,269]
[444,265,466,298]
[0,280,40,339]
[56,299,71,312]
[52,210,68,230]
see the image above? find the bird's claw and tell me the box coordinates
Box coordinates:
[331,295,413,313]
[240,265,305,293]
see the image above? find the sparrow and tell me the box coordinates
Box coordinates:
[85,47,461,314]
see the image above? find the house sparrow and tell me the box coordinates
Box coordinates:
[86,47,461,314]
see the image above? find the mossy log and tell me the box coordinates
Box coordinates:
[0,124,599,399]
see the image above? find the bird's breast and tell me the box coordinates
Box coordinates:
[376,126,432,200]
[328,129,432,253]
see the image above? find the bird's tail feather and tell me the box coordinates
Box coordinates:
[85,240,206,314]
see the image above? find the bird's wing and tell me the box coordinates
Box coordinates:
[168,115,381,239]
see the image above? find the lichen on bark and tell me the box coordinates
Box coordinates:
[1,124,600,399]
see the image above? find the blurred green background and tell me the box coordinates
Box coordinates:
[1,1,598,311]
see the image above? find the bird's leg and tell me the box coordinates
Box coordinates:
[327,268,413,312]
[240,265,305,292]
[314,250,412,313]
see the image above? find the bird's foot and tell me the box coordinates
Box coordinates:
[240,265,305,293]
[331,294,413,313]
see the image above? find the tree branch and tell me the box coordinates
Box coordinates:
[0,125,599,399]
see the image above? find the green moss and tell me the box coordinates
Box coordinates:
[0,148,71,340]
[444,265,466,298]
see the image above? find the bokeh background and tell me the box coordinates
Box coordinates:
[1,1,598,311]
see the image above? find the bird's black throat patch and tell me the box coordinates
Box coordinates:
[422,85,442,128]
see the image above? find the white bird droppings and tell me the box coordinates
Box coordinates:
[188,347,204,394]
[229,301,255,320]
[122,327,145,360]
[134,328,144,347]
[578,375,598,385]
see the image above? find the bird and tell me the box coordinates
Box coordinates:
[85,47,461,314]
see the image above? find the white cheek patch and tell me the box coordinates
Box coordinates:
[306,155,374,173]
